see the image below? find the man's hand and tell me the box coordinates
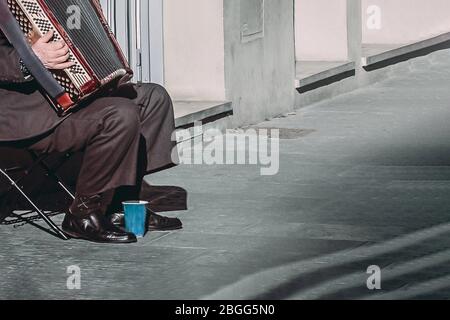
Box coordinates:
[32,31,75,70]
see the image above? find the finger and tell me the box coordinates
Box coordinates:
[51,61,76,70]
[51,53,71,64]
[47,47,69,59]
[49,41,65,50]
[39,30,54,43]
[53,46,70,57]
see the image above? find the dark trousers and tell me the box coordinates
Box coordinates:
[28,83,178,197]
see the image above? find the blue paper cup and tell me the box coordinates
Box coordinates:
[122,201,148,237]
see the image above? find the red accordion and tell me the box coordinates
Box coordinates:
[5,0,133,114]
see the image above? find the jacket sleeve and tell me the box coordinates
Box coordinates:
[0,31,29,84]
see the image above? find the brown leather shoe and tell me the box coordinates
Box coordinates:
[108,208,183,231]
[62,213,137,244]
[63,193,137,244]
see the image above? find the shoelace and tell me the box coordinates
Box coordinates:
[75,194,103,212]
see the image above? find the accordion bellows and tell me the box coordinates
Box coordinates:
[6,0,132,113]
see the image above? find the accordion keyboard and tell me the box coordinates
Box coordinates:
[7,0,128,102]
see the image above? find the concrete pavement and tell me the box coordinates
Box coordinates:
[2,48,450,299]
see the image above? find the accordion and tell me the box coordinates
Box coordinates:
[0,0,132,114]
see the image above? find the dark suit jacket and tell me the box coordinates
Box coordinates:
[0,31,65,142]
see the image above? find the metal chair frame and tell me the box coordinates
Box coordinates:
[0,151,75,240]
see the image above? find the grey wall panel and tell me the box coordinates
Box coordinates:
[148,0,164,84]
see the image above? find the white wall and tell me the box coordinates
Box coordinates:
[295,0,348,61]
[363,0,450,44]
[163,0,226,101]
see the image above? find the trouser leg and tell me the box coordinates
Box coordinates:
[115,82,178,173]
[28,97,142,197]
[107,83,179,211]
[29,83,177,207]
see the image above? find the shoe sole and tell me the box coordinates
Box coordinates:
[148,225,183,232]
[112,222,183,232]
[63,230,137,244]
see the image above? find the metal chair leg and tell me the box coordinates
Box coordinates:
[0,169,70,240]
[29,151,76,200]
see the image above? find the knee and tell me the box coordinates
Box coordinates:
[105,99,141,135]
[142,83,172,106]
[152,84,171,102]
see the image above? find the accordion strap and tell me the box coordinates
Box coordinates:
[0,0,71,106]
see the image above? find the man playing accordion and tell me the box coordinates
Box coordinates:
[0,21,183,244]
